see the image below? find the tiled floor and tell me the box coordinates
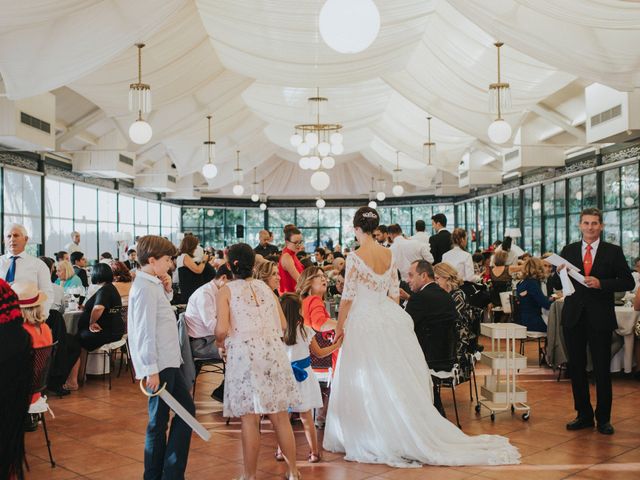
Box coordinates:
[25,340,640,479]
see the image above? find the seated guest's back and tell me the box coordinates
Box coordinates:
[110,261,133,306]
[515,258,554,333]
[40,256,65,312]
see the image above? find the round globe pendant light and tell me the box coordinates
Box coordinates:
[368,200,377,209]
[425,164,438,179]
[233,184,244,196]
[290,133,303,146]
[316,198,326,209]
[321,156,335,169]
[308,156,322,170]
[297,143,311,156]
[487,119,512,144]
[376,191,386,202]
[259,202,267,211]
[319,0,381,54]
[310,171,331,191]
[251,193,260,202]
[129,118,152,145]
[331,143,344,155]
[392,184,404,197]
[201,163,218,179]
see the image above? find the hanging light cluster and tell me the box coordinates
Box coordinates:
[423,116,437,182]
[290,89,343,192]
[250,167,260,202]
[259,180,268,210]
[392,151,404,197]
[128,43,153,145]
[232,150,244,196]
[201,115,217,179]
[487,41,512,144]
[376,165,386,201]
[367,176,377,209]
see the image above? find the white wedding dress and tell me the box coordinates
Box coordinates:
[323,253,520,467]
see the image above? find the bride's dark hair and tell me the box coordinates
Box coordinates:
[353,206,379,235]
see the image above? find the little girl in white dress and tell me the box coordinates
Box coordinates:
[277,293,342,463]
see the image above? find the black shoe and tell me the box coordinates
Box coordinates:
[597,422,615,435]
[47,387,71,397]
[566,417,595,431]
[210,385,224,402]
[24,414,39,432]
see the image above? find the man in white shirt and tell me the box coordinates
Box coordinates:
[373,225,392,247]
[65,231,82,254]
[388,224,433,281]
[184,265,231,401]
[411,219,430,245]
[1,223,53,312]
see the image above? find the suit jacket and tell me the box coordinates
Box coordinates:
[554,241,634,331]
[429,229,452,265]
[405,282,458,370]
[73,265,89,288]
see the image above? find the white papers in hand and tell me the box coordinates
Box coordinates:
[546,253,588,287]
[559,269,575,296]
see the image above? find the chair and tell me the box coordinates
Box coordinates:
[28,342,58,468]
[510,294,548,366]
[85,306,128,390]
[192,357,225,398]
[420,319,462,429]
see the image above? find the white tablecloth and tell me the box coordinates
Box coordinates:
[63,310,83,335]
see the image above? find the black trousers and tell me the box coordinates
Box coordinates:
[563,318,613,424]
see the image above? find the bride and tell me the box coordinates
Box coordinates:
[323,206,520,467]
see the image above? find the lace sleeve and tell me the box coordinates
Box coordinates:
[341,254,358,301]
[388,258,400,299]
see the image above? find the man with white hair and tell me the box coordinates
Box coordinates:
[65,231,82,254]
[1,224,53,312]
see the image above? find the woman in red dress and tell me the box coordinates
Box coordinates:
[278,226,304,295]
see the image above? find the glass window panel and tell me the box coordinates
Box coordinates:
[245,228,262,247]
[412,206,432,227]
[341,208,357,248]
[183,208,203,230]
[544,218,555,254]
[134,198,148,226]
[98,190,118,222]
[75,220,98,260]
[621,164,639,209]
[296,209,318,228]
[119,195,134,224]
[74,185,97,222]
[99,222,118,260]
[319,208,340,227]
[226,208,244,228]
[376,207,392,226]
[148,202,160,227]
[246,209,264,227]
[161,204,172,231]
[604,211,621,246]
[319,228,339,250]
[556,219,567,250]
[568,213,582,243]
[269,208,295,227]
[582,173,597,209]
[554,180,566,214]
[568,177,583,213]
[532,186,542,256]
[621,208,639,263]
[603,169,620,210]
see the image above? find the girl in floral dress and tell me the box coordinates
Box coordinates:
[215,243,301,480]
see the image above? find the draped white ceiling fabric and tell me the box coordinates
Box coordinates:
[0,0,637,198]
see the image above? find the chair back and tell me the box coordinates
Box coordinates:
[420,319,457,372]
[31,342,58,395]
[499,291,512,314]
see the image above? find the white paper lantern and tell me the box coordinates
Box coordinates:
[297,142,311,156]
[308,156,322,170]
[392,184,404,197]
[128,119,153,145]
[425,164,437,179]
[202,163,218,179]
[321,156,335,169]
[299,157,310,170]
[319,0,381,54]
[316,198,326,209]
[376,191,386,201]
[624,196,635,207]
[487,119,512,144]
[368,200,377,209]
[251,193,260,202]
[310,171,331,191]
[305,132,319,147]
[259,202,267,211]
[290,133,303,146]
[330,132,343,145]
[331,143,344,155]
[233,184,244,196]
[532,201,541,211]
[317,142,331,157]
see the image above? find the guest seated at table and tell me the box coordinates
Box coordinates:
[40,257,65,313]
[124,249,140,271]
[70,251,89,289]
[185,264,231,401]
[99,252,114,264]
[65,264,124,390]
[254,260,281,297]
[515,258,554,333]
[433,262,475,380]
[111,261,133,305]
[55,260,84,292]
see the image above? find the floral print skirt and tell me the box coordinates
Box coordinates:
[223,335,301,418]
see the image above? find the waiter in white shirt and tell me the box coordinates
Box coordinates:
[65,231,82,254]
[1,223,53,312]
[442,228,480,282]
[410,219,431,245]
[388,224,433,281]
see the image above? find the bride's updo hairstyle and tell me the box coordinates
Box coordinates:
[353,206,379,235]
[227,243,255,279]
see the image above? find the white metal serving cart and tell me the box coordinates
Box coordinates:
[476,322,531,421]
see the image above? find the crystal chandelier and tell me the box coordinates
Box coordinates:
[128,43,153,144]
[392,151,404,196]
[487,42,512,144]
[424,116,437,181]
[232,150,244,196]
[201,115,217,179]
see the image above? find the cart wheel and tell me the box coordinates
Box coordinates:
[475,404,481,414]
[490,413,495,422]
[511,405,515,414]
[522,412,530,421]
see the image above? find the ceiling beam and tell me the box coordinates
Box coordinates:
[529,103,585,142]
[56,107,106,148]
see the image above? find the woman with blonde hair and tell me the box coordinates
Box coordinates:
[433,263,473,376]
[253,260,281,296]
[54,260,84,292]
[515,257,554,332]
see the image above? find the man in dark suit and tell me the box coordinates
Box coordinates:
[555,208,634,435]
[70,251,88,288]
[429,213,452,264]
[405,259,459,418]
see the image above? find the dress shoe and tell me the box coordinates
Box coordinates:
[47,387,71,397]
[597,422,615,435]
[566,417,595,431]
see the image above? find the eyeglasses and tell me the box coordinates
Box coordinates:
[288,240,304,246]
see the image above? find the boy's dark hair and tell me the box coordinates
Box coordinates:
[55,251,67,261]
[100,252,113,259]
[70,251,84,265]
[431,213,447,227]
[127,249,136,256]
[137,235,178,266]
[415,220,426,232]
[91,262,114,284]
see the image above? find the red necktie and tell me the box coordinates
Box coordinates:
[583,244,593,276]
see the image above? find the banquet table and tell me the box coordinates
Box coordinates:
[63,309,83,335]
[546,300,639,373]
